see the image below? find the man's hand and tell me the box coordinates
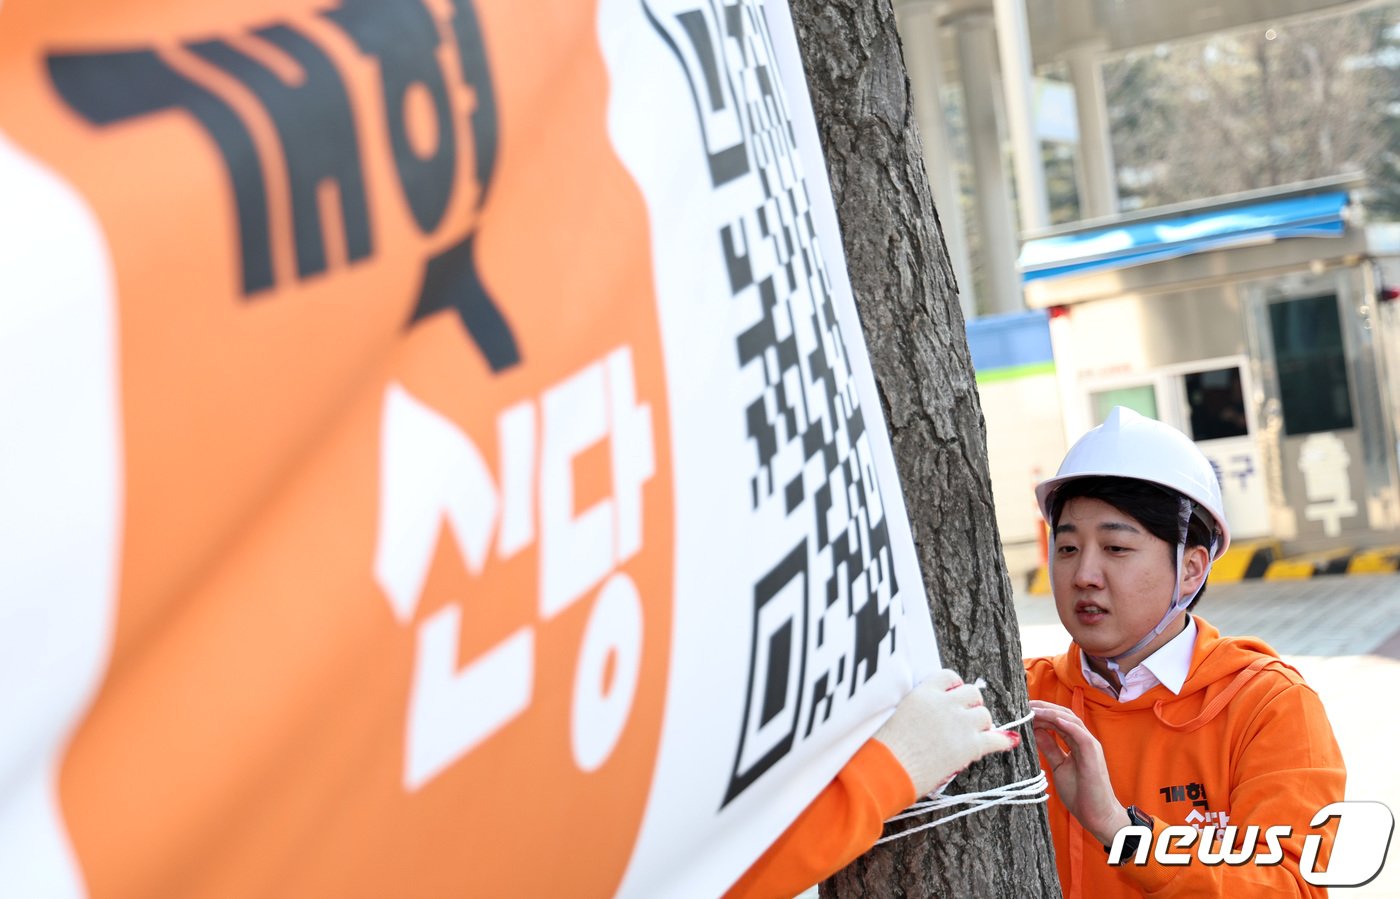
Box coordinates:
[873,670,1019,797]
[1030,700,1128,845]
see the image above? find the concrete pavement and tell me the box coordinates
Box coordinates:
[1017,576,1400,896]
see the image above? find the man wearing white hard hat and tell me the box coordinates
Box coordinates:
[1027,407,1346,897]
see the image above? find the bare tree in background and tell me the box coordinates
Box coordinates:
[1106,6,1398,212]
[782,0,1062,895]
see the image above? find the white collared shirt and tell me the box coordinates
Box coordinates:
[1080,616,1198,702]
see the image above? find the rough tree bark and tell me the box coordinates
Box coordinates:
[784,1,1063,896]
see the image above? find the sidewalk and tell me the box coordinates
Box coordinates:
[1017,577,1400,896]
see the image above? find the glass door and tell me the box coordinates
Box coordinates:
[1179,362,1270,540]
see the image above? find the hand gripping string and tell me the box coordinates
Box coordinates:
[874,709,1049,846]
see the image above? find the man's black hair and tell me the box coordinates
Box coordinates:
[1049,476,1214,609]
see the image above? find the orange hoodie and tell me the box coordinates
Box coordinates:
[725,740,917,899]
[1026,616,1345,898]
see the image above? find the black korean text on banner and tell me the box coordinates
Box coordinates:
[47,0,516,370]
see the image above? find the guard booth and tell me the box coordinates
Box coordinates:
[1018,176,1400,550]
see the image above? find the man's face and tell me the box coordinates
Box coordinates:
[1051,496,1183,666]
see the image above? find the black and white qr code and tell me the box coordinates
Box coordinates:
[646,0,909,808]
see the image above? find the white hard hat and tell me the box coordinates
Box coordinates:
[1035,406,1230,558]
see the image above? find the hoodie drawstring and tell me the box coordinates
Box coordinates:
[1152,658,1274,732]
[1067,686,1086,899]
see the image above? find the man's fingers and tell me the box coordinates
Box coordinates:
[1032,707,1110,779]
[1030,706,1069,734]
[1030,701,1092,744]
[1031,706,1082,763]
[1033,725,1068,766]
[1031,703,1096,744]
[1030,701,1080,723]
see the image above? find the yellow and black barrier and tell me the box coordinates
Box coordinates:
[1212,539,1281,582]
[1263,547,1355,579]
[1346,545,1400,574]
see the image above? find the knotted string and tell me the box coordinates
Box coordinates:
[874,709,1049,846]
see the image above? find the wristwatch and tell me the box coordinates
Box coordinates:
[1104,805,1154,859]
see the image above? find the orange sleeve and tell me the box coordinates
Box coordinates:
[724,739,916,899]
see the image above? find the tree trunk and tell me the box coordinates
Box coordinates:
[784,1,1062,896]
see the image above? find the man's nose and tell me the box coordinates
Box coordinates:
[1071,551,1104,589]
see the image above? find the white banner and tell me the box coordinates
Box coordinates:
[603,1,936,893]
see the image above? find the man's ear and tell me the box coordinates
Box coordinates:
[1180,544,1211,593]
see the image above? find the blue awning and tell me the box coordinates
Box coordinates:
[966,309,1052,373]
[1019,191,1351,284]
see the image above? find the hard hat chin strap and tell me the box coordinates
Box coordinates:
[1093,497,1215,677]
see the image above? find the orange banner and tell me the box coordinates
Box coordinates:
[0,0,938,895]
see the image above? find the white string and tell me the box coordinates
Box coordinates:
[874,709,1049,846]
[874,773,1050,844]
[885,770,1048,824]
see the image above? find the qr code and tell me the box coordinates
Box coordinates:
[646,0,906,807]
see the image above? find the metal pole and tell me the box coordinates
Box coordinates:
[897,0,977,319]
[952,8,1023,314]
[992,0,1050,233]
[1067,43,1118,219]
